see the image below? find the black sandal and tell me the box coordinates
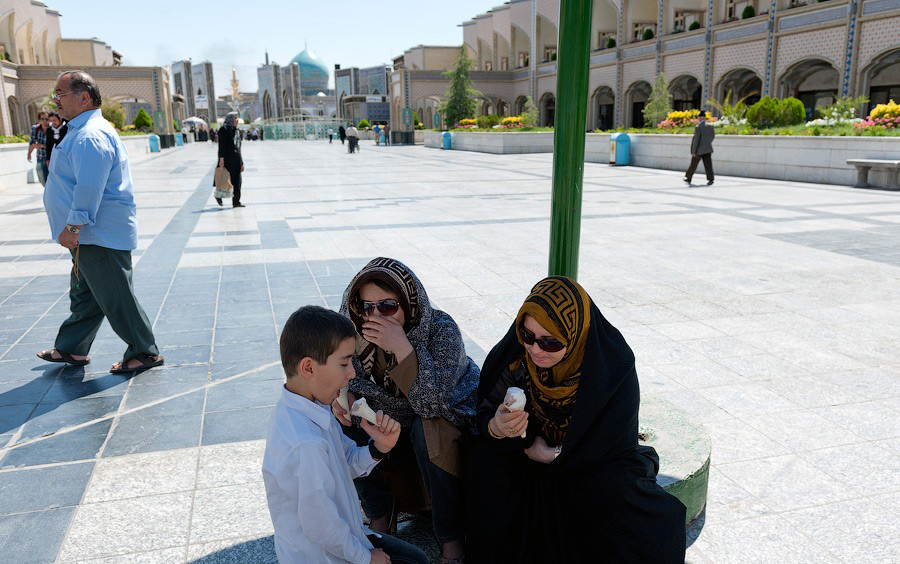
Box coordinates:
[110,353,164,374]
[36,349,90,366]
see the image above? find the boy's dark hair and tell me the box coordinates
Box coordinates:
[280,305,356,378]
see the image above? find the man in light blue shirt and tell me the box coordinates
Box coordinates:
[36,70,163,374]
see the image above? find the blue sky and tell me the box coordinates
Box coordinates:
[52,0,493,94]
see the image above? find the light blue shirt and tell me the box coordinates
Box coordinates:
[43,108,138,251]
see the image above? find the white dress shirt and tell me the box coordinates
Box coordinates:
[263,386,380,564]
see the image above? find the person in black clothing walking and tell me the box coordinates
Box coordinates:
[215,112,245,207]
[45,112,68,170]
[338,124,346,145]
[684,116,715,186]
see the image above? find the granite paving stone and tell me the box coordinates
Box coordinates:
[0,138,898,563]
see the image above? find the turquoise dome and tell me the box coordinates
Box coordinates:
[289,48,329,81]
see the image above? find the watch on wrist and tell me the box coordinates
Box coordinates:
[66,225,80,234]
[553,444,562,460]
[368,440,390,460]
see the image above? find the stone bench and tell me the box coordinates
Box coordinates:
[847,159,900,190]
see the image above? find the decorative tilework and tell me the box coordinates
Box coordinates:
[863,0,900,15]
[657,0,665,73]
[537,63,558,75]
[623,58,657,89]
[493,6,512,45]
[713,40,767,85]
[624,44,657,59]
[842,1,860,96]
[764,0,778,95]
[664,51,707,84]
[536,0,559,27]
[588,64,618,94]
[857,17,900,72]
[715,21,768,42]
[774,26,845,84]
[615,2,624,126]
[591,52,618,65]
[779,4,850,31]
[537,75,557,97]
[703,0,714,108]
[664,33,707,52]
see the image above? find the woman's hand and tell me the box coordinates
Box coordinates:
[488,404,528,439]
[524,435,557,464]
[331,391,356,426]
[218,158,225,167]
[240,163,245,172]
[361,316,413,361]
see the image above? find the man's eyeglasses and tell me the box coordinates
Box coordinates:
[360,299,400,317]
[521,325,565,353]
[51,91,76,101]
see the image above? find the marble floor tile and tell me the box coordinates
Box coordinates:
[196,440,265,489]
[743,409,863,452]
[0,461,94,514]
[188,482,273,544]
[0,507,76,564]
[58,492,192,561]
[83,448,199,503]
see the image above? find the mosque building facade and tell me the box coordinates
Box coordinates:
[256,46,336,120]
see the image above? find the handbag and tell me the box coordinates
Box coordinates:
[213,166,233,199]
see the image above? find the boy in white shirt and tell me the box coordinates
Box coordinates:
[263,306,429,564]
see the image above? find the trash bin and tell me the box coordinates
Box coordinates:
[609,132,630,166]
[149,134,160,153]
[442,132,453,150]
[175,134,184,147]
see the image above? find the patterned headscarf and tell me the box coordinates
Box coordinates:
[224,112,239,128]
[512,276,591,446]
[344,257,424,393]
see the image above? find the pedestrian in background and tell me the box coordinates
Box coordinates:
[374,123,381,146]
[684,115,715,186]
[216,112,245,208]
[36,70,163,374]
[339,124,347,145]
[328,126,334,143]
[383,124,390,145]
[346,124,359,154]
[27,111,50,186]
[45,111,67,169]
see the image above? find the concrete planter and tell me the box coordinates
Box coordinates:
[426,131,900,189]
[0,135,157,191]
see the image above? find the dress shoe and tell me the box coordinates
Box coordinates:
[215,197,223,206]
[233,203,246,208]
[707,180,714,186]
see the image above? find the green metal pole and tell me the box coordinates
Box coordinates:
[548,0,593,279]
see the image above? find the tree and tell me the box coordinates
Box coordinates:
[706,89,756,124]
[101,100,126,130]
[643,73,672,127]
[133,107,153,130]
[438,46,481,127]
[522,96,539,128]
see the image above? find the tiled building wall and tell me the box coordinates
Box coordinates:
[712,39,767,85]
[493,7,513,45]
[589,64,618,92]
[664,50,707,84]
[774,25,846,82]
[623,57,657,88]
[857,16,899,71]
[536,0,560,28]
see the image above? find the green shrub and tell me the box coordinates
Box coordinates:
[688,21,701,31]
[476,114,500,128]
[132,107,152,130]
[606,37,616,49]
[101,101,126,130]
[642,28,654,41]
[741,5,756,18]
[746,96,780,128]
[357,119,370,128]
[779,97,806,125]
[522,97,539,128]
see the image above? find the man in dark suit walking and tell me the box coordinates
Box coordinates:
[684,115,715,186]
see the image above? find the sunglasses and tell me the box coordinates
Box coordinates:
[360,298,399,317]
[521,325,566,353]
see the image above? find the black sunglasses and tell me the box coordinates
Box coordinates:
[521,325,565,353]
[361,298,399,317]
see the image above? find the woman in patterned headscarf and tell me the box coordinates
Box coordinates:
[468,276,686,564]
[214,111,244,207]
[332,257,479,564]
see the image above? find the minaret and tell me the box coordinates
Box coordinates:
[230,66,240,111]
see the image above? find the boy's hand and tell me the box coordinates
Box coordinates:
[330,391,356,426]
[369,548,391,564]
[361,410,400,454]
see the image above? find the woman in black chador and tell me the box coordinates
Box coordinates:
[215,112,244,207]
[468,276,686,564]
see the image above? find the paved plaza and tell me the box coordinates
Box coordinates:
[1,139,899,563]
